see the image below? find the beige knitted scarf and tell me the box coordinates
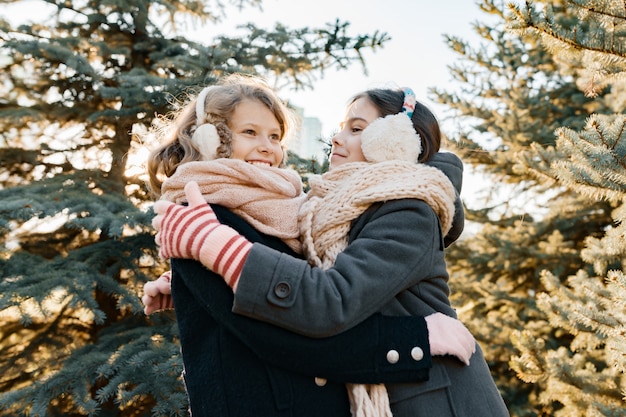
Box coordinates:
[161,159,305,253]
[298,160,456,417]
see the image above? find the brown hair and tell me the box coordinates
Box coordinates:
[350,88,441,162]
[146,73,296,197]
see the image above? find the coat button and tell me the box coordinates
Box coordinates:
[386,349,399,364]
[411,347,424,361]
[274,282,291,298]
[314,377,327,386]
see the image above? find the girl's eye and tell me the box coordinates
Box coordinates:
[269,134,281,142]
[243,129,255,135]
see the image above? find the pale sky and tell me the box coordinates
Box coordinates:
[210,0,488,137]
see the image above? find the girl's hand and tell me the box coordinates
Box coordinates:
[142,271,174,315]
[425,312,476,365]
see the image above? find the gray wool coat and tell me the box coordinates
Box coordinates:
[233,153,510,417]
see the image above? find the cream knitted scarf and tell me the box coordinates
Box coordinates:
[161,159,305,253]
[298,160,456,417]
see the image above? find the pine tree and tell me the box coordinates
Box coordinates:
[0,1,388,415]
[510,0,626,99]
[506,1,626,415]
[431,0,621,415]
[511,115,626,417]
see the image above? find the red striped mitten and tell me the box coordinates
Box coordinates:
[152,181,252,290]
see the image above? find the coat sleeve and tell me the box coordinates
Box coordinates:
[171,257,432,384]
[233,199,448,337]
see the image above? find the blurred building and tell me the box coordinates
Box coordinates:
[289,105,327,162]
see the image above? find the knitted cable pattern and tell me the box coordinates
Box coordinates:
[298,159,456,417]
[299,160,456,269]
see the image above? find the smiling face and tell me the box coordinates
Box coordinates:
[330,97,381,168]
[228,99,284,167]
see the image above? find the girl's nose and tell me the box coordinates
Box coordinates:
[257,135,272,152]
[332,131,343,146]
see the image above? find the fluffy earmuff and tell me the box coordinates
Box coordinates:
[190,85,221,161]
[360,113,422,163]
[191,123,221,161]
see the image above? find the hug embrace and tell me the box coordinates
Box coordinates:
[144,73,509,417]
